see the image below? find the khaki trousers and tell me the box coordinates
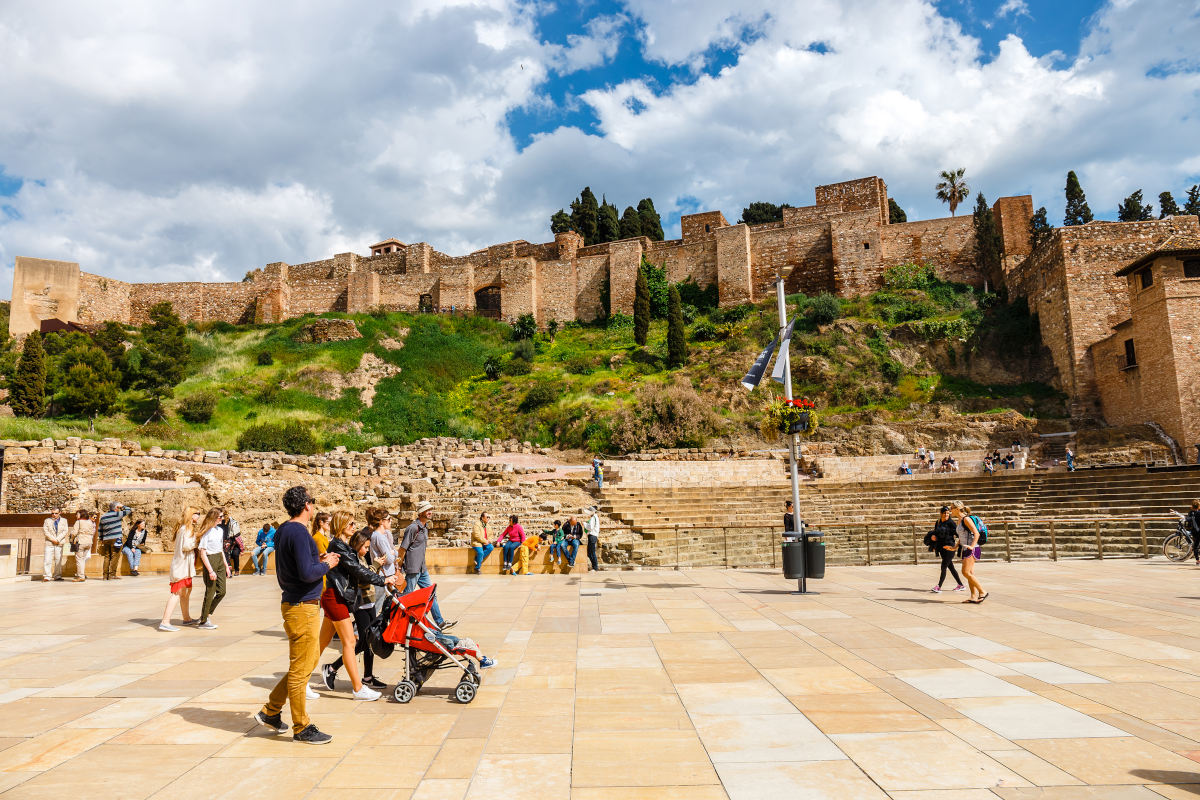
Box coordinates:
[42,543,63,580]
[99,540,122,578]
[262,602,321,734]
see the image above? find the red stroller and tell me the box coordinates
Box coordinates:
[376,584,487,704]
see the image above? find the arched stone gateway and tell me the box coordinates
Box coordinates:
[474,285,501,318]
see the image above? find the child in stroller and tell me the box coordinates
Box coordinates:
[370,584,495,703]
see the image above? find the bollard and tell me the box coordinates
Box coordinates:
[911,523,918,565]
[1049,519,1058,561]
[1004,520,1012,562]
[865,524,873,566]
[723,527,729,569]
[1094,520,1103,559]
[1139,519,1148,558]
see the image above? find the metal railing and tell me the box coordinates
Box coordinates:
[643,515,1178,571]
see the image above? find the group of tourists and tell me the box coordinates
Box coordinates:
[469,508,601,575]
[926,501,989,603]
[41,503,152,582]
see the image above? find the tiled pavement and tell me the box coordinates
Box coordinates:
[2,559,1200,798]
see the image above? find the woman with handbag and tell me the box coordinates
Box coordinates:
[322,527,392,693]
[223,516,245,576]
[316,511,392,700]
[123,519,149,577]
[160,507,201,631]
[930,506,964,594]
[71,509,96,582]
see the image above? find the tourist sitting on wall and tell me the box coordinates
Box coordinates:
[499,515,525,575]
[899,460,912,475]
[542,520,566,566]
[1003,453,1016,469]
[514,530,542,575]
[1011,439,1023,452]
[983,456,995,475]
[561,516,583,567]
[471,511,495,574]
[123,519,149,577]
[253,522,277,575]
[947,456,959,472]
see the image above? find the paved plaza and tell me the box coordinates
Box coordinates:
[1,560,1200,798]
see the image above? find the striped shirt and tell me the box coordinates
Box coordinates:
[98,507,131,541]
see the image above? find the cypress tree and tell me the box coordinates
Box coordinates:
[972,192,1003,277]
[1063,171,1093,226]
[1117,189,1153,222]
[550,209,574,234]
[667,284,687,367]
[570,187,600,245]
[1184,185,1200,217]
[1029,206,1053,251]
[888,198,907,224]
[10,331,47,418]
[633,267,650,346]
[619,206,642,239]
[637,198,664,241]
[597,198,621,243]
[1158,191,1181,218]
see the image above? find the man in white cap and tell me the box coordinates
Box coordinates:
[585,506,602,571]
[397,500,454,630]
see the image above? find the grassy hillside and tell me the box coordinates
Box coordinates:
[0,266,1065,454]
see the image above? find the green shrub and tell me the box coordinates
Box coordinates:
[512,313,537,341]
[565,355,596,374]
[680,303,698,324]
[484,356,501,380]
[690,321,720,342]
[178,391,217,423]
[511,339,535,362]
[502,357,532,376]
[882,262,937,290]
[710,304,754,324]
[256,351,274,366]
[640,257,669,318]
[676,277,719,310]
[807,293,841,325]
[607,313,633,330]
[237,420,321,454]
[518,381,561,412]
[880,358,903,384]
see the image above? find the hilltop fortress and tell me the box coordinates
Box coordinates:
[11,175,1200,454]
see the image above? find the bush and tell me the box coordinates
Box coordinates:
[256,351,274,366]
[882,262,937,290]
[237,420,321,454]
[607,313,634,330]
[690,321,720,342]
[676,277,719,310]
[680,304,698,325]
[610,378,722,452]
[178,391,217,423]
[484,356,501,380]
[880,358,903,384]
[565,355,596,375]
[512,313,537,341]
[807,293,841,325]
[511,339,535,362]
[502,357,532,376]
[710,304,754,324]
[518,381,561,412]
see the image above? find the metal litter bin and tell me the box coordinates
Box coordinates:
[803,530,825,579]
[782,537,805,579]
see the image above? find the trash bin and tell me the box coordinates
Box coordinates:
[782,537,805,579]
[803,531,825,579]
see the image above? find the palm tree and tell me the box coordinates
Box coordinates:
[935,168,970,216]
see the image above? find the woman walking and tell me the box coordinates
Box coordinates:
[323,526,392,693]
[930,506,964,594]
[951,501,987,603]
[197,508,230,630]
[499,515,525,575]
[71,509,96,582]
[123,519,149,576]
[317,511,389,700]
[160,507,201,631]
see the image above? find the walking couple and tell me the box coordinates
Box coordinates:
[930,501,988,603]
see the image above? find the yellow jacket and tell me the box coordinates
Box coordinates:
[471,520,492,546]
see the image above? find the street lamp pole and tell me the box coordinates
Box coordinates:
[774,274,806,593]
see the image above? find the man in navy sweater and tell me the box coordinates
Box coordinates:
[255,486,340,744]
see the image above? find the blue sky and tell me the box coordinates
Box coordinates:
[0,0,1196,291]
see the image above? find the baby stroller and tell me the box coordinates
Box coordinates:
[373,584,485,704]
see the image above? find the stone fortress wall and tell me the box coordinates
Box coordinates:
[11,176,1026,337]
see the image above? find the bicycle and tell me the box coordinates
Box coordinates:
[1162,511,1196,562]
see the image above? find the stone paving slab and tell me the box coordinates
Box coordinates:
[1,559,1200,798]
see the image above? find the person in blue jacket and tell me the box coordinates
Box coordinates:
[252,522,277,575]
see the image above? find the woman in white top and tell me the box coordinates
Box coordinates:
[71,509,96,582]
[196,508,230,630]
[160,506,201,631]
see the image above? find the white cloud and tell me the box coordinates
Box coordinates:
[0,0,1197,301]
[996,0,1031,20]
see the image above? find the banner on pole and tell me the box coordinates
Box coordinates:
[740,337,778,391]
[771,316,798,384]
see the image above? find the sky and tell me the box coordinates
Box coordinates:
[0,0,1198,295]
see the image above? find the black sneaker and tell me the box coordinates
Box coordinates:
[363,675,386,691]
[321,663,337,691]
[254,710,287,734]
[440,620,457,631]
[293,724,332,745]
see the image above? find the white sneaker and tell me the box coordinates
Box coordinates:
[352,685,381,702]
[306,685,320,700]
[157,623,179,632]
[197,621,218,630]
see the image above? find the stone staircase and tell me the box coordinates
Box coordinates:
[601,465,1200,568]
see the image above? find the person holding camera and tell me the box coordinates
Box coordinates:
[98,501,132,580]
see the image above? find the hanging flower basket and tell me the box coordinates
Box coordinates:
[764,397,819,437]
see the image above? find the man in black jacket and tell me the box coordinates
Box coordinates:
[1188,499,1200,565]
[931,506,964,594]
[561,516,583,567]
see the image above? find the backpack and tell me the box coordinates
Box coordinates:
[968,514,988,545]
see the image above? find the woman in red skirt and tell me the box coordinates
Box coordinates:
[315,510,383,701]
[159,506,201,631]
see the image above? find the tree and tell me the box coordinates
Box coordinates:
[93,321,131,386]
[1117,189,1153,222]
[888,198,907,224]
[667,285,687,367]
[738,202,788,225]
[597,198,621,243]
[130,302,190,418]
[550,209,574,234]
[633,268,650,346]
[1184,185,1200,217]
[619,206,642,239]
[935,168,969,216]
[9,331,47,417]
[59,363,117,426]
[1063,170,1093,226]
[972,192,1003,277]
[570,187,600,245]
[1158,191,1181,218]
[1029,206,1053,251]
[637,198,664,241]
